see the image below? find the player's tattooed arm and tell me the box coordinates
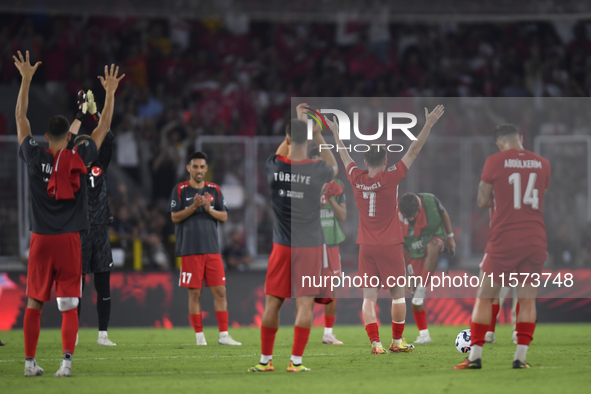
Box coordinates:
[401,105,444,170]
[477,181,493,208]
[326,115,354,170]
[13,51,41,145]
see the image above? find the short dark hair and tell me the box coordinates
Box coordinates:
[74,134,91,146]
[364,145,387,168]
[286,119,307,145]
[47,115,70,140]
[187,151,208,164]
[308,147,320,159]
[399,193,420,219]
[494,124,520,141]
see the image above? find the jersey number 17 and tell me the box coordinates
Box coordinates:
[508,172,539,210]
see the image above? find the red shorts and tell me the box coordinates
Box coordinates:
[323,245,342,277]
[265,243,327,298]
[359,244,405,288]
[27,232,82,302]
[480,246,547,285]
[180,254,226,289]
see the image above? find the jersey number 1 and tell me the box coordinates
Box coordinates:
[508,172,539,210]
[363,191,376,217]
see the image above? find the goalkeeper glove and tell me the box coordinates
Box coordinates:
[75,90,87,121]
[85,90,101,122]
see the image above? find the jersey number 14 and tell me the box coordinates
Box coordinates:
[508,172,539,210]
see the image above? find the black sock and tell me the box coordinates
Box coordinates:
[78,274,86,321]
[95,272,111,331]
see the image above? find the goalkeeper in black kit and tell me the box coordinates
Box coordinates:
[69,90,117,346]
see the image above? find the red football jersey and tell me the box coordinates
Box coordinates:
[481,149,551,251]
[347,160,408,245]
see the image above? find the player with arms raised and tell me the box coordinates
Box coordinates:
[169,152,241,346]
[249,104,338,372]
[454,124,551,370]
[308,147,347,345]
[16,51,122,377]
[69,90,117,347]
[329,105,444,354]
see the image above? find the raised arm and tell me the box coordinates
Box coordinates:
[401,105,444,170]
[326,115,355,170]
[313,123,338,177]
[13,51,41,145]
[91,65,125,150]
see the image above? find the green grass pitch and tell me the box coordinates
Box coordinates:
[1,324,590,393]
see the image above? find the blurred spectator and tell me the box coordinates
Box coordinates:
[222,231,252,272]
[581,224,591,266]
[548,224,578,266]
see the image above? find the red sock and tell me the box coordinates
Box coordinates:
[413,310,428,331]
[291,326,310,357]
[392,321,405,340]
[365,322,380,343]
[261,326,278,356]
[189,313,203,333]
[61,309,78,355]
[516,322,536,346]
[215,311,229,332]
[488,304,500,332]
[325,315,335,328]
[24,308,42,359]
[470,322,488,347]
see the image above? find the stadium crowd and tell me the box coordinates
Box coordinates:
[2,13,591,268]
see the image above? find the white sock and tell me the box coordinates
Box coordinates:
[324,327,333,335]
[290,355,302,365]
[25,359,36,368]
[98,330,108,339]
[419,329,430,337]
[469,345,483,361]
[260,355,272,364]
[372,341,383,348]
[219,331,229,337]
[196,332,205,337]
[514,344,528,362]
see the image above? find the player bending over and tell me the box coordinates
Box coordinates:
[330,105,444,354]
[69,90,117,346]
[398,192,456,344]
[16,51,123,377]
[169,152,241,346]
[308,147,347,345]
[249,105,338,372]
[454,124,550,370]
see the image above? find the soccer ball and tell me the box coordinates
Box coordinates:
[455,329,471,353]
